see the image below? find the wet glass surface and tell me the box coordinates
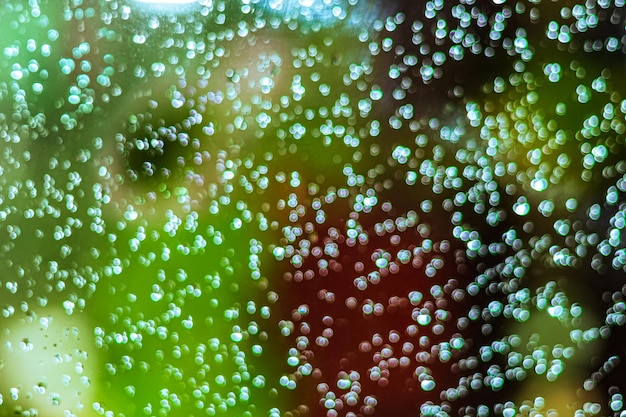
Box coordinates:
[1,1,626,416]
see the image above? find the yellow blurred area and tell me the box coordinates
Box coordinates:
[0,308,102,417]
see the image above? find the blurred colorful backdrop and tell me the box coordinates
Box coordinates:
[1,1,626,416]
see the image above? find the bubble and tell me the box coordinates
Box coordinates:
[420,380,436,392]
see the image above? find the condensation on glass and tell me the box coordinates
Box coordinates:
[0,1,625,417]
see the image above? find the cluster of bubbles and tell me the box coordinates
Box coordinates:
[1,0,626,416]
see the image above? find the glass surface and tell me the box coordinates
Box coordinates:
[1,1,625,416]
